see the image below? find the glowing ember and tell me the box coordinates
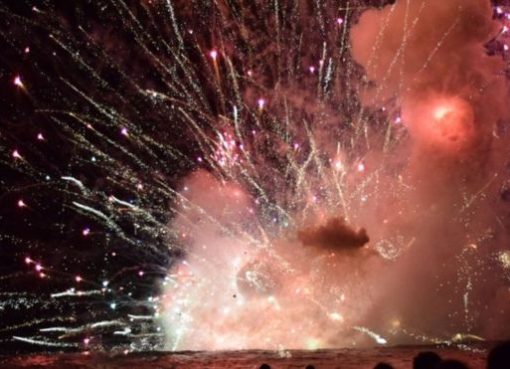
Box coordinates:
[13,75,23,87]
[433,106,453,121]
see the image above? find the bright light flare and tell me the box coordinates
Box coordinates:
[433,106,453,121]
[499,250,510,269]
[329,312,344,322]
[403,95,475,150]
[333,160,344,171]
[13,75,24,88]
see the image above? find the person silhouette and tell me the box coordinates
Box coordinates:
[373,362,394,369]
[259,364,271,369]
[413,351,442,369]
[487,341,510,369]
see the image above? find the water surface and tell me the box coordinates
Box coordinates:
[0,346,489,369]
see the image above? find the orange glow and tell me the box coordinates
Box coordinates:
[433,106,453,120]
[403,95,475,151]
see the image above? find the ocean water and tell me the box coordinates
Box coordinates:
[0,346,489,369]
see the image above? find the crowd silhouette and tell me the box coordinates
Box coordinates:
[257,341,510,369]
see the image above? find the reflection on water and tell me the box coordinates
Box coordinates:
[0,346,488,369]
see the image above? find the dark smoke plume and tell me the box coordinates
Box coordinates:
[298,217,369,252]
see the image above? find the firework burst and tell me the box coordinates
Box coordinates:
[1,0,510,353]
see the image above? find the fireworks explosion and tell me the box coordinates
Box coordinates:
[1,0,510,353]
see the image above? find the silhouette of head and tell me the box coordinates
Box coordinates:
[305,365,316,369]
[437,359,469,369]
[413,351,442,369]
[487,341,510,369]
[374,362,394,369]
[259,364,271,369]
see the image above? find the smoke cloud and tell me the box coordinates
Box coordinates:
[350,0,510,340]
[351,0,507,153]
[162,0,510,349]
[298,217,369,252]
